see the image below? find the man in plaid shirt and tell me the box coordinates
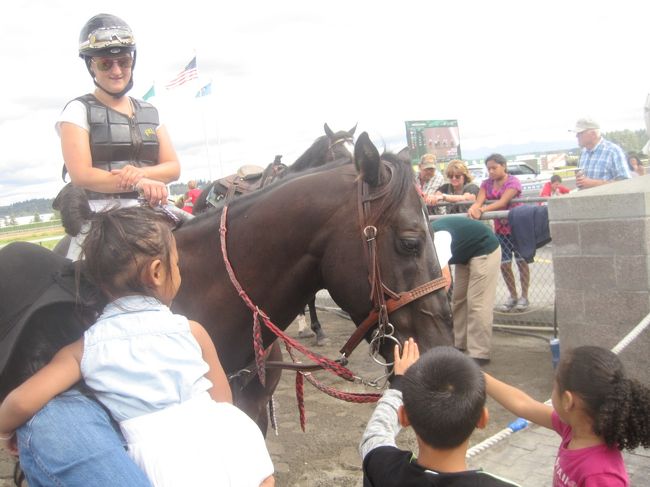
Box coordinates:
[416,154,445,206]
[571,117,631,189]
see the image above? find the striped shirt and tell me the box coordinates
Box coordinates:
[579,138,631,181]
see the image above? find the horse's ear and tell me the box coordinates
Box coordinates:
[396,146,411,163]
[348,123,357,136]
[354,132,381,187]
[324,123,334,138]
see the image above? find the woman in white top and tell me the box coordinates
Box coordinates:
[58,13,180,259]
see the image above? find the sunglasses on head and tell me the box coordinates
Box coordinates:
[92,55,133,72]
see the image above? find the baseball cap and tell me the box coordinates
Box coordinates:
[571,117,600,133]
[419,154,436,169]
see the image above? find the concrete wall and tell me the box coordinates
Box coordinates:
[548,175,650,383]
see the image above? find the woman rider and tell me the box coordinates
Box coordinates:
[7,14,180,486]
[58,13,180,259]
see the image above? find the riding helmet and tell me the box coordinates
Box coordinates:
[78,13,136,98]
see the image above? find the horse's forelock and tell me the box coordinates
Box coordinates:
[365,153,418,225]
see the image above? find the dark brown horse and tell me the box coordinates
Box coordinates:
[170,132,452,430]
[2,132,452,436]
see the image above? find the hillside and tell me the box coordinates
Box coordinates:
[0,198,55,218]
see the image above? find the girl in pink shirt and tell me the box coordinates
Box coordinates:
[485,346,650,486]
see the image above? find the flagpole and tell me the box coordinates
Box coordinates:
[199,93,212,181]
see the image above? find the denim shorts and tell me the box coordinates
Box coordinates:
[496,233,524,264]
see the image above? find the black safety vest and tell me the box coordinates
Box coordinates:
[63,94,160,199]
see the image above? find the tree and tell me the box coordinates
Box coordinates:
[602,129,648,154]
[32,212,42,223]
[9,215,17,226]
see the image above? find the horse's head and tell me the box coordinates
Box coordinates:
[320,132,453,363]
[324,122,356,162]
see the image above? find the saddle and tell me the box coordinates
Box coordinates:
[0,242,101,378]
[215,165,266,203]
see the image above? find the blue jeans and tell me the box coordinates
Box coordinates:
[17,389,152,487]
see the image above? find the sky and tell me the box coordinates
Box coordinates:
[1,0,649,206]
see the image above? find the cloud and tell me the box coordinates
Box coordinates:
[0,0,648,206]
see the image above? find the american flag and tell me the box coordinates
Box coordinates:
[165,57,198,89]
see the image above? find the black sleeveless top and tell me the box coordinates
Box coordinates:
[65,94,160,199]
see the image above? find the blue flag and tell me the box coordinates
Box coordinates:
[196,82,212,98]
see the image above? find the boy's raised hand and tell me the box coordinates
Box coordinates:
[394,338,419,376]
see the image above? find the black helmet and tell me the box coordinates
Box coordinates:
[79,13,135,58]
[79,14,136,98]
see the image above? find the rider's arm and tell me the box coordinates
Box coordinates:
[60,122,125,193]
[190,320,233,404]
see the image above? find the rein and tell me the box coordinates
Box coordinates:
[219,206,381,429]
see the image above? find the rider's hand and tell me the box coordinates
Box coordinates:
[393,338,419,376]
[135,178,168,207]
[111,165,146,191]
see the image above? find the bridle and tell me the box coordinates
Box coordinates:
[327,135,354,162]
[338,162,447,365]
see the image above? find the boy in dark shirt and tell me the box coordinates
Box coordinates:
[359,340,519,486]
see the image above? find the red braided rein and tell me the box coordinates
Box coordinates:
[219,206,381,423]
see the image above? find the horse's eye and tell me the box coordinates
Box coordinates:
[399,238,421,255]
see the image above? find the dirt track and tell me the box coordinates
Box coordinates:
[0,308,554,487]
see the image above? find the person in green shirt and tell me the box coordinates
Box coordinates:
[431,217,501,365]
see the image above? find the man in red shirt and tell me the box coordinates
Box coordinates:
[539,175,570,198]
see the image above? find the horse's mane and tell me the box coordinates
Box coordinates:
[290,135,330,172]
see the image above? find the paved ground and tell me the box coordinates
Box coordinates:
[468,421,650,486]
[1,305,648,486]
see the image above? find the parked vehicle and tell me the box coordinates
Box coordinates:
[466,162,551,196]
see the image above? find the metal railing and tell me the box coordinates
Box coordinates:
[429,200,555,330]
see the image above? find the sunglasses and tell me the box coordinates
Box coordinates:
[92,55,133,72]
[449,174,464,179]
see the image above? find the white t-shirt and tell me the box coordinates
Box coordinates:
[55,99,164,136]
[433,230,453,268]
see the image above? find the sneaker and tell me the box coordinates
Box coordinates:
[496,297,517,312]
[514,297,529,311]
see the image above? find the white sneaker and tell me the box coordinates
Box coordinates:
[496,297,517,312]
[514,297,529,311]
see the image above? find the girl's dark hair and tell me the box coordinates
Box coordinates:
[484,153,507,168]
[556,346,650,450]
[80,206,174,300]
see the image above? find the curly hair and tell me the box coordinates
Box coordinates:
[556,346,650,450]
[80,206,175,301]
